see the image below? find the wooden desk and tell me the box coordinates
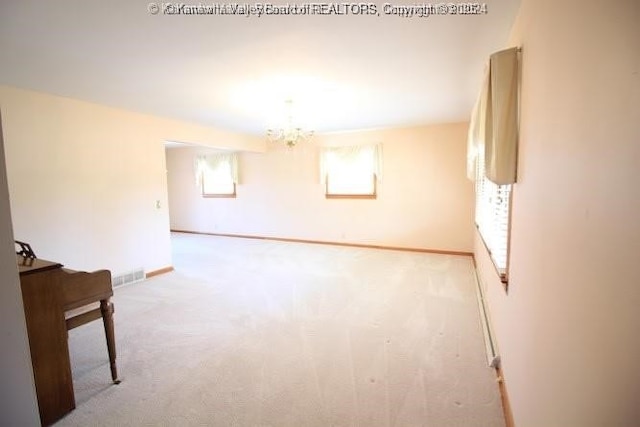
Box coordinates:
[18,257,75,426]
[18,256,118,426]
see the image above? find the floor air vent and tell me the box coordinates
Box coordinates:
[112,268,145,288]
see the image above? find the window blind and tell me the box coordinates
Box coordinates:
[475,146,511,276]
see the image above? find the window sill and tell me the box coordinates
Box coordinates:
[499,273,509,293]
[203,194,236,198]
[325,194,376,199]
[476,225,509,293]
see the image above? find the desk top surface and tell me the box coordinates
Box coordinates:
[17,255,63,276]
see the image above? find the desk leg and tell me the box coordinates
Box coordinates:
[100,299,120,384]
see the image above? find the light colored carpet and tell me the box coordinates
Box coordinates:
[56,232,504,426]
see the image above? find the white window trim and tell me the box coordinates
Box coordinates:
[320,144,382,199]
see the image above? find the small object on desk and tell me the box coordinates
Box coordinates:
[16,240,37,259]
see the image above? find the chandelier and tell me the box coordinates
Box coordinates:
[266,99,314,148]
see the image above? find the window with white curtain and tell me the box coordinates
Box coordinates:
[475,146,511,281]
[194,152,238,198]
[320,144,382,199]
[468,47,519,285]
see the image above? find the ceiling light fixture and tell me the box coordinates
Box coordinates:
[266,99,314,148]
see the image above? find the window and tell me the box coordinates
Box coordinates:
[195,152,238,198]
[321,144,382,199]
[474,147,511,282]
[468,47,519,286]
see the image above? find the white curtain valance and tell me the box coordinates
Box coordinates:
[467,65,491,181]
[194,152,238,187]
[319,144,383,184]
[467,46,519,185]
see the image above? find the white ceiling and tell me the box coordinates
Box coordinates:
[0,0,520,136]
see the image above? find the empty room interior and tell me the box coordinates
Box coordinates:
[1,0,639,426]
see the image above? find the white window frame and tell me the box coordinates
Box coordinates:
[195,153,238,198]
[321,144,381,199]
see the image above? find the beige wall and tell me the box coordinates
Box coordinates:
[475,0,640,425]
[167,123,475,252]
[0,86,265,275]
[0,111,40,426]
